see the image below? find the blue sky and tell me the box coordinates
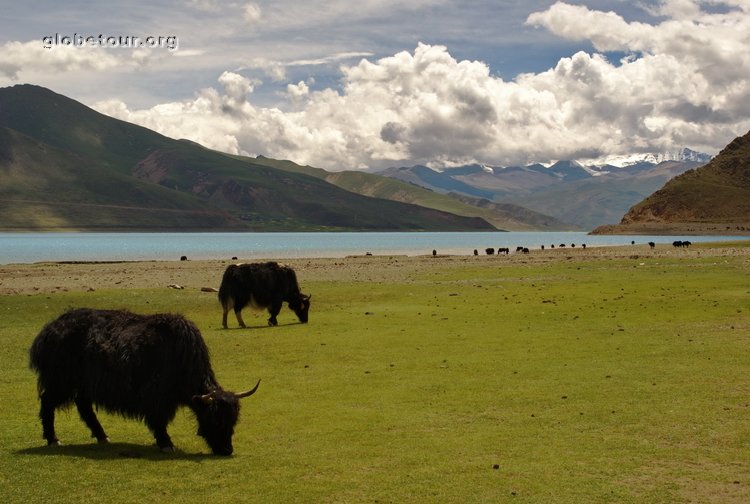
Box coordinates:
[1,0,749,169]
[2,0,625,105]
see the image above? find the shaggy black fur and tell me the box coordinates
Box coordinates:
[29,308,259,455]
[218,261,310,328]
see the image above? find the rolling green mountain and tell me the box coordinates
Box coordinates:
[0,84,493,231]
[592,129,750,235]
[0,126,235,229]
[250,156,574,231]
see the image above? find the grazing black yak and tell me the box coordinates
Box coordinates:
[29,308,260,455]
[219,262,310,328]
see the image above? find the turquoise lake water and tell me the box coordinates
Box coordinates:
[1,232,748,264]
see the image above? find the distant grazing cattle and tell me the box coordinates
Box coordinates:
[559,243,566,248]
[673,240,692,248]
[516,246,524,252]
[497,247,510,255]
[219,262,311,328]
[582,243,586,249]
[541,245,545,250]
[474,249,479,256]
[648,242,655,249]
[522,247,530,254]
[485,248,495,255]
[29,308,260,455]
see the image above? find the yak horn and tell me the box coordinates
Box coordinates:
[196,391,216,404]
[235,379,261,399]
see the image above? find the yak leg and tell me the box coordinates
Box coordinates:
[145,417,174,452]
[267,301,282,326]
[225,296,247,328]
[222,307,244,328]
[234,308,247,328]
[39,391,62,446]
[222,306,229,329]
[222,297,235,329]
[75,395,109,443]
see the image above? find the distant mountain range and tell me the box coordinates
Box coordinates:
[3,84,738,235]
[377,154,710,229]
[592,130,750,235]
[249,157,572,231]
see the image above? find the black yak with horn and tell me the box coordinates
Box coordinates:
[29,308,259,455]
[219,261,311,328]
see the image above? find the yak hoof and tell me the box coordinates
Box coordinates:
[97,437,111,444]
[48,440,62,447]
[159,446,176,454]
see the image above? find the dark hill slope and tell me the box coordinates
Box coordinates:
[592,130,750,235]
[0,84,492,231]
[0,126,236,229]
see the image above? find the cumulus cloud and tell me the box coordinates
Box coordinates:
[0,39,173,83]
[287,80,310,100]
[243,2,262,24]
[94,1,750,169]
[241,57,288,81]
[0,41,122,79]
[239,52,375,82]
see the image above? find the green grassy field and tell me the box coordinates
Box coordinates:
[1,250,749,503]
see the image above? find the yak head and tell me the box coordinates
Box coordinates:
[192,380,260,456]
[290,294,311,323]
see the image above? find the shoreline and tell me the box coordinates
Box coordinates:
[4,231,750,266]
[591,221,750,235]
[2,241,748,297]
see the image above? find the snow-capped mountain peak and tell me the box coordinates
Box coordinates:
[586,148,712,168]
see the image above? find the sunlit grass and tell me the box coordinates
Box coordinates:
[1,253,749,503]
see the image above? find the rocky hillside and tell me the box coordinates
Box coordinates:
[592,130,750,235]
